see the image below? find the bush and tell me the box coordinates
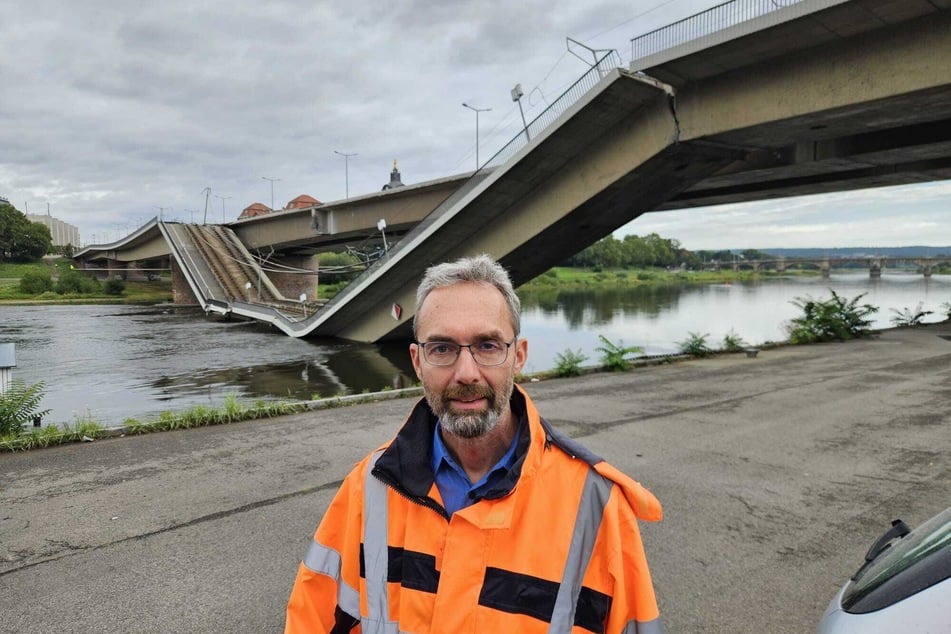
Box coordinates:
[0,380,50,436]
[54,269,101,294]
[678,332,713,357]
[595,335,643,371]
[19,270,53,295]
[890,303,933,327]
[786,290,879,344]
[722,330,746,352]
[553,348,587,377]
[103,277,126,295]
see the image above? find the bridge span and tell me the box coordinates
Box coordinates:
[713,256,951,278]
[74,0,951,342]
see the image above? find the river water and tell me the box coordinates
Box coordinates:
[2,272,948,427]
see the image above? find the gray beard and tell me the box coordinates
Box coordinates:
[426,380,513,439]
[439,407,502,439]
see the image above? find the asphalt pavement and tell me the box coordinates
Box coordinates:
[1,322,949,633]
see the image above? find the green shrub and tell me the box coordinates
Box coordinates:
[103,277,126,295]
[318,251,362,268]
[786,290,879,344]
[890,303,932,327]
[19,270,53,295]
[54,269,101,294]
[553,348,587,377]
[595,335,643,371]
[678,332,713,357]
[0,380,51,436]
[722,330,746,352]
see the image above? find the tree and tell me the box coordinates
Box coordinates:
[0,203,53,262]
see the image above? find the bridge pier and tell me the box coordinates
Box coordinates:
[820,259,830,279]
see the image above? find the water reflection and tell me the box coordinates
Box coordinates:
[521,284,685,326]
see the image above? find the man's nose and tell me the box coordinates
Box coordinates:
[452,346,483,382]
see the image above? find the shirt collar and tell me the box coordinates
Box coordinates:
[431,419,521,483]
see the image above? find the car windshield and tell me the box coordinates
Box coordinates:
[843,506,951,610]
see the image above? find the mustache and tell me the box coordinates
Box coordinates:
[443,385,494,401]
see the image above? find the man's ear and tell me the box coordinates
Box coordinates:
[410,343,423,379]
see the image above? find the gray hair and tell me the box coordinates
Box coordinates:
[413,254,521,338]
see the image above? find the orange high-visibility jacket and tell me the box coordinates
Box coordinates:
[286,385,663,634]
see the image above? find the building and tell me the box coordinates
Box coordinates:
[239,202,271,219]
[284,194,320,210]
[382,161,404,190]
[26,213,81,249]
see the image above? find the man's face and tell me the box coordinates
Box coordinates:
[410,281,527,438]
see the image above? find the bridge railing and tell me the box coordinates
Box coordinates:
[318,50,623,315]
[478,49,622,172]
[629,0,849,71]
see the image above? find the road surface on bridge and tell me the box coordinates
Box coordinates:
[1,322,949,633]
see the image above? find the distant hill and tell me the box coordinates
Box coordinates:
[754,246,951,258]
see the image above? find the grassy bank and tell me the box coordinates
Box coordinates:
[519,265,803,291]
[0,259,173,304]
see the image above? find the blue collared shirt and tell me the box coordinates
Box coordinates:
[431,421,521,516]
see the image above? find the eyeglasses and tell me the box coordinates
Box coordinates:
[416,339,516,367]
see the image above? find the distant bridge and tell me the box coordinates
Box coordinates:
[712,256,951,277]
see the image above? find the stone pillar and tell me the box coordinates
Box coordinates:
[171,261,200,305]
[268,255,319,301]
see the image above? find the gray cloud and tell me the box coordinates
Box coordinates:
[2,0,948,248]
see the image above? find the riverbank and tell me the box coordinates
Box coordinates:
[0,260,173,304]
[2,322,948,633]
[0,260,798,306]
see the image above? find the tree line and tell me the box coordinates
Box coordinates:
[565,234,773,269]
[0,203,53,262]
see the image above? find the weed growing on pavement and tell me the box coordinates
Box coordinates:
[553,348,588,377]
[890,303,933,327]
[0,414,104,452]
[721,330,746,352]
[122,397,307,435]
[678,332,713,357]
[595,335,643,371]
[786,290,878,344]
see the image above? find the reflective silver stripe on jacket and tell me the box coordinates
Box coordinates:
[362,450,399,634]
[549,468,613,633]
[623,617,664,634]
[302,539,360,619]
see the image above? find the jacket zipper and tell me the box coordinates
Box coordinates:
[371,467,451,522]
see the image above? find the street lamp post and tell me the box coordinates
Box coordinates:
[215,195,232,223]
[511,83,530,143]
[462,102,491,170]
[261,176,281,211]
[334,151,357,198]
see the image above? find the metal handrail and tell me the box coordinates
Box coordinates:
[630,0,806,67]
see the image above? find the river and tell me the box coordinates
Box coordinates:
[1,272,948,427]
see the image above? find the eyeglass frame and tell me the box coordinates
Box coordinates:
[414,338,518,367]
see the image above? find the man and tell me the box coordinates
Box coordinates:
[286,254,663,633]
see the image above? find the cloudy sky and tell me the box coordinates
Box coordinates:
[2,0,949,250]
